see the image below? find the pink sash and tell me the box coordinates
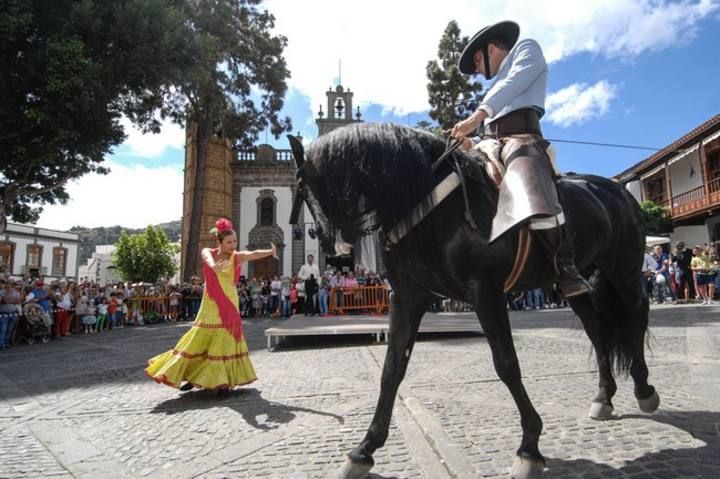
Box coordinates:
[202,251,243,341]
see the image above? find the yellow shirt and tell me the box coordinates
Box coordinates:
[691,255,712,273]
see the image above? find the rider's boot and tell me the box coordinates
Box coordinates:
[535,226,591,297]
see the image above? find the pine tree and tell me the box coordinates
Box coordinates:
[426,21,484,131]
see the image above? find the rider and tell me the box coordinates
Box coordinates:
[451,21,590,297]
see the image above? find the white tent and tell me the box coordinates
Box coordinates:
[646,236,671,247]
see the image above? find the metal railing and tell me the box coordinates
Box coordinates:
[328,286,390,315]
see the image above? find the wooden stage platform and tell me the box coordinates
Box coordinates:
[263,312,483,350]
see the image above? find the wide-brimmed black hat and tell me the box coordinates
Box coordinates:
[458,21,520,75]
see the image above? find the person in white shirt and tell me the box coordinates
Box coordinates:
[642,249,658,300]
[270,275,282,316]
[297,255,320,282]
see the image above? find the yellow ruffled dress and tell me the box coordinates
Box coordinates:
[145,253,256,389]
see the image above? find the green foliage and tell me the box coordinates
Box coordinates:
[113,226,177,283]
[0,0,291,227]
[165,0,292,148]
[426,21,484,131]
[0,0,192,225]
[72,220,181,264]
[639,201,673,235]
[415,120,443,136]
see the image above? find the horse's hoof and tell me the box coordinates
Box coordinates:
[337,458,372,479]
[637,390,660,414]
[510,456,545,479]
[588,401,614,420]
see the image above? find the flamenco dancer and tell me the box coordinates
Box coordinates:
[145,217,277,397]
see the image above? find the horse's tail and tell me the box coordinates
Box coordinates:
[590,271,644,376]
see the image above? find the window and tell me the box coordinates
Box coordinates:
[260,198,274,225]
[0,242,13,274]
[52,247,67,277]
[644,174,666,204]
[707,149,720,182]
[27,245,42,268]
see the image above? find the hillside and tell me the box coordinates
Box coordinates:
[70,220,181,264]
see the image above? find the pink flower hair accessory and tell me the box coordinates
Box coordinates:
[215,218,233,232]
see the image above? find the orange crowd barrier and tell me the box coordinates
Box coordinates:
[328,286,389,315]
[128,295,183,321]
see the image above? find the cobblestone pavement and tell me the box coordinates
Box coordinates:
[1,305,718,479]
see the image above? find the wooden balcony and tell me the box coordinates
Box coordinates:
[668,177,720,220]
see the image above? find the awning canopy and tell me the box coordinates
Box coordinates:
[646,235,671,247]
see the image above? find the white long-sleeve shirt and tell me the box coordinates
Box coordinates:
[477,39,548,123]
[298,263,320,281]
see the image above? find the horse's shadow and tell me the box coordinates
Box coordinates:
[546,410,720,478]
[150,388,344,431]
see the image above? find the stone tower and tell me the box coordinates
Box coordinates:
[316,84,363,136]
[181,124,234,280]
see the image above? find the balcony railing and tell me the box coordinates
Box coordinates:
[669,177,720,218]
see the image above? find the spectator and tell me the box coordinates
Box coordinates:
[330,271,346,310]
[270,275,282,316]
[77,296,97,334]
[97,298,109,331]
[55,285,73,337]
[0,279,21,350]
[298,255,319,314]
[289,280,299,315]
[305,274,318,316]
[653,245,676,304]
[672,241,695,303]
[169,286,182,321]
[107,293,118,329]
[691,246,715,305]
[642,248,657,300]
[280,276,292,318]
[318,274,330,316]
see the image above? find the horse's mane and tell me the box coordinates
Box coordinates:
[306,122,468,231]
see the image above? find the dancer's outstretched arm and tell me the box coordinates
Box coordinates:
[236,242,278,263]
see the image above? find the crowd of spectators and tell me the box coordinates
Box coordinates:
[4,240,713,350]
[237,255,391,318]
[0,275,202,351]
[643,241,720,305]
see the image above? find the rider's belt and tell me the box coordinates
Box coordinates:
[485,108,542,137]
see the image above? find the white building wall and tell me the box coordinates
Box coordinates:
[670,225,709,248]
[239,186,294,276]
[11,237,32,276]
[668,150,703,201]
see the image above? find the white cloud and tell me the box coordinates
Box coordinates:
[35,161,183,231]
[119,116,185,157]
[263,0,718,113]
[546,80,618,127]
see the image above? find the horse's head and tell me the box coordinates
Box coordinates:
[288,133,371,256]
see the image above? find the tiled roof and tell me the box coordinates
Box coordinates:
[615,115,720,182]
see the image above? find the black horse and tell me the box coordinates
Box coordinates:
[287,123,659,479]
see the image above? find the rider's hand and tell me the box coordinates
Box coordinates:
[451,109,488,140]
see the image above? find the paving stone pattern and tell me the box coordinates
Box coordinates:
[0,306,718,478]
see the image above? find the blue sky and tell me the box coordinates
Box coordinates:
[36,0,720,231]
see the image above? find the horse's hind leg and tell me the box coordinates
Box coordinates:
[473,289,545,479]
[567,270,617,420]
[338,285,432,479]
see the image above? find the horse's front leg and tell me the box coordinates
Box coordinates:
[474,288,545,479]
[338,288,431,479]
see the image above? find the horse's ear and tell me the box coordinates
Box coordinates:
[287,135,305,169]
